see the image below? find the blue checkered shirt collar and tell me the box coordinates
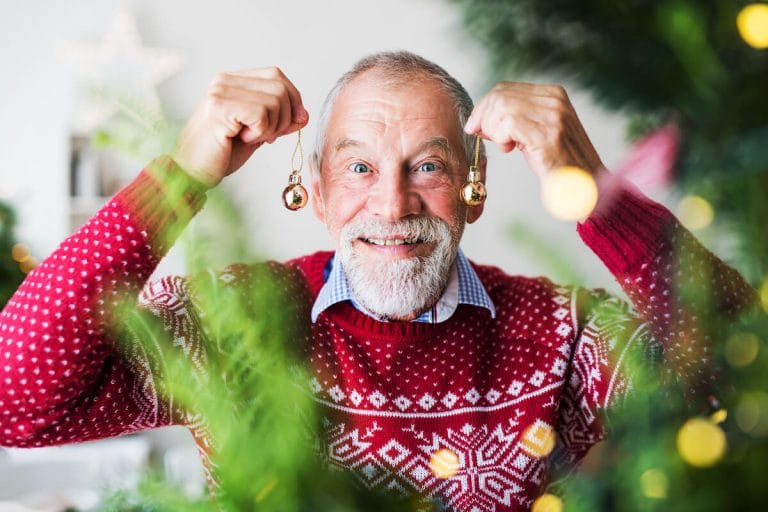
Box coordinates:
[310,248,496,323]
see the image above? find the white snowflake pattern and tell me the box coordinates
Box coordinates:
[418,393,436,410]
[507,380,524,396]
[368,391,387,408]
[465,388,481,404]
[394,396,412,411]
[528,371,545,387]
[441,392,459,408]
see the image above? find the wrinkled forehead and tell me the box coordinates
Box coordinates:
[324,70,463,144]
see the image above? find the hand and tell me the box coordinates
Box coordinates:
[464,82,604,181]
[173,67,309,188]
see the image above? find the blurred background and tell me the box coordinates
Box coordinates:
[1,0,766,511]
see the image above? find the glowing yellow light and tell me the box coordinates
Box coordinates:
[19,257,38,274]
[541,166,599,221]
[429,448,460,479]
[725,332,760,368]
[676,418,726,467]
[735,392,768,436]
[11,243,31,263]
[677,195,714,230]
[640,468,669,499]
[760,278,768,313]
[710,408,728,424]
[520,421,557,458]
[531,493,563,512]
[737,4,768,49]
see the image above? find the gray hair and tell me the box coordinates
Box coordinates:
[311,51,484,172]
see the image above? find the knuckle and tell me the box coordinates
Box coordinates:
[206,84,227,105]
[265,94,281,111]
[273,80,289,97]
[548,84,568,100]
[209,72,229,88]
[251,110,269,131]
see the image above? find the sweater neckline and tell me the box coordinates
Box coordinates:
[294,250,470,341]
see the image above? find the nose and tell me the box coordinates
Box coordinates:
[366,167,421,221]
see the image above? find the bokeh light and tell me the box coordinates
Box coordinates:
[677,195,714,230]
[541,166,599,221]
[429,448,460,479]
[11,243,31,263]
[759,277,768,313]
[725,332,760,368]
[710,408,728,424]
[531,493,563,512]
[735,392,768,436]
[19,257,38,274]
[640,468,668,499]
[520,421,556,458]
[737,3,768,49]
[676,418,726,467]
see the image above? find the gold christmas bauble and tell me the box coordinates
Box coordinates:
[283,183,308,210]
[460,181,487,206]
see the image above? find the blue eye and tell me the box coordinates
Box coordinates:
[350,163,370,173]
[419,162,437,172]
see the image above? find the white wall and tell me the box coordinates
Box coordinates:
[0,0,635,293]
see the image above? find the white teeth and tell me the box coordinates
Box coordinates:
[365,238,419,246]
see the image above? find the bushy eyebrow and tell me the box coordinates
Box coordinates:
[333,138,361,153]
[417,137,455,160]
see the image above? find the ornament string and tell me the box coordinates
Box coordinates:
[291,126,304,175]
[472,134,481,171]
[282,125,309,211]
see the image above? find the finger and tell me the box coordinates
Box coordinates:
[232,68,308,128]
[229,90,281,143]
[481,110,547,155]
[464,95,490,134]
[279,75,308,130]
[270,85,293,141]
[235,80,293,141]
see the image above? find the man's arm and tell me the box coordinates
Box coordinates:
[0,161,206,446]
[576,179,757,391]
[465,81,757,380]
[466,81,758,462]
[0,68,307,447]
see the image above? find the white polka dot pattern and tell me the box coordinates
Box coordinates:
[0,198,166,447]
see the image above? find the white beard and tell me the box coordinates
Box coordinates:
[338,216,462,320]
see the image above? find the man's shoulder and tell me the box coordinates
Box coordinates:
[285,250,334,271]
[468,260,573,299]
[140,254,327,307]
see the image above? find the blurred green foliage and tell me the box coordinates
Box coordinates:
[0,202,26,309]
[452,0,768,280]
[452,1,768,509]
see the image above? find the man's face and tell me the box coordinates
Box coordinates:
[311,71,484,320]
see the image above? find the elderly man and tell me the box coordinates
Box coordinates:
[0,52,755,511]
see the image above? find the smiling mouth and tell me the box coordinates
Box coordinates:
[360,236,425,246]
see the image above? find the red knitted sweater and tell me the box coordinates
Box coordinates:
[0,158,755,511]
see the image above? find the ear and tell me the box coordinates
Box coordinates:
[310,158,326,223]
[466,155,486,224]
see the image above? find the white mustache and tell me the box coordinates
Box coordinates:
[340,216,449,244]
